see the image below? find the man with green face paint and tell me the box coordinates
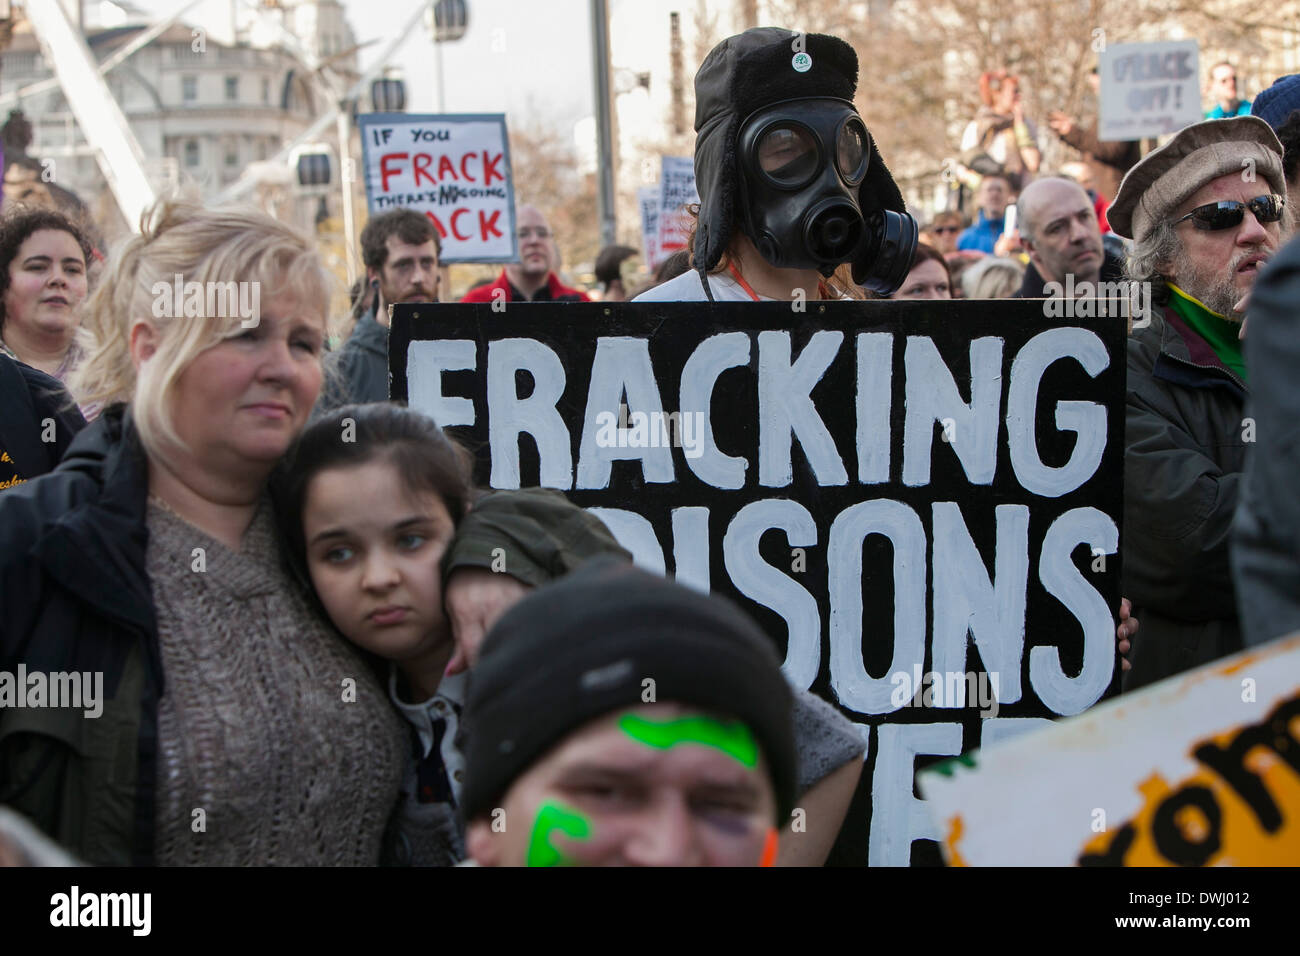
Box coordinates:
[461,561,796,867]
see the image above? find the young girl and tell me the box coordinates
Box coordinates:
[283,404,891,867]
[283,403,629,865]
[284,403,474,866]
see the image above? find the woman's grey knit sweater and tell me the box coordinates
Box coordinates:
[145,497,406,865]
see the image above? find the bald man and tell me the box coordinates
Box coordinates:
[461,205,591,303]
[1012,176,1123,298]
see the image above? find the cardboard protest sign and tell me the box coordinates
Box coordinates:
[359,113,516,263]
[391,299,1126,866]
[655,156,699,261]
[919,633,1300,866]
[638,185,662,269]
[1099,40,1201,140]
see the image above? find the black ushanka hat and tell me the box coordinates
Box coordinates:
[692,27,907,278]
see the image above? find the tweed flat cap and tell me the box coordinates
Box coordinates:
[1108,115,1285,241]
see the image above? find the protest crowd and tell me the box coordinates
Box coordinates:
[1,18,1299,871]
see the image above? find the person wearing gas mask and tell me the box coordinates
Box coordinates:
[629,28,1143,860]
[634,28,918,303]
[631,27,915,865]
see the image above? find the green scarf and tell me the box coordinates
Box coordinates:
[1167,284,1247,383]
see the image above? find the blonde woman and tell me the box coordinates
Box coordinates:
[962,255,1026,299]
[0,199,407,865]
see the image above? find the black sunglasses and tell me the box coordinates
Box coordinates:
[1171,195,1285,231]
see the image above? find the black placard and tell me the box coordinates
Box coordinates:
[391,299,1127,866]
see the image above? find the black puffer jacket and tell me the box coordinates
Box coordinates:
[0,353,86,485]
[0,404,162,864]
[1122,306,1246,689]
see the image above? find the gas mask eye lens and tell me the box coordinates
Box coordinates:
[836,119,868,185]
[756,124,819,187]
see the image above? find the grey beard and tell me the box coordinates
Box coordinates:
[1177,259,1243,320]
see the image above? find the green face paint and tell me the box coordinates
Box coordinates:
[618,713,758,767]
[526,800,592,867]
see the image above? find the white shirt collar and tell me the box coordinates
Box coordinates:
[387,665,468,759]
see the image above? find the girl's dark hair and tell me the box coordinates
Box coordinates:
[0,207,93,328]
[282,403,475,570]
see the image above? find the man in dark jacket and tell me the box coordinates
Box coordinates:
[1108,116,1291,689]
[322,209,442,408]
[1012,176,1125,299]
[1233,232,1300,647]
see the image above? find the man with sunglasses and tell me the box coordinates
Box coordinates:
[461,204,591,304]
[1108,116,1290,690]
[924,211,965,256]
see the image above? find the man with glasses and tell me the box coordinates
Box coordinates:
[1108,116,1291,689]
[923,211,965,256]
[1204,61,1252,119]
[460,205,590,304]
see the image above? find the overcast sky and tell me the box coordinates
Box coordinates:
[127,0,696,141]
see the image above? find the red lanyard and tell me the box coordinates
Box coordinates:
[728,262,833,300]
[728,262,762,301]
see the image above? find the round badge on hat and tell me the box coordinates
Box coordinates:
[792,52,812,72]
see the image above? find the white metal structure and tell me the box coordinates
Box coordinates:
[22,0,157,228]
[215,0,432,206]
[0,0,203,109]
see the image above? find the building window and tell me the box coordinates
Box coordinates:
[225,144,239,166]
[183,76,197,102]
[184,139,200,168]
[261,77,270,103]
[225,76,238,101]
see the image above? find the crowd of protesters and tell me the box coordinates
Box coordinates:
[0,25,1297,869]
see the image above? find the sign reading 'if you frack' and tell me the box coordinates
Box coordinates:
[359,112,517,263]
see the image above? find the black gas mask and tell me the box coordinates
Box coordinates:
[736,98,916,293]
